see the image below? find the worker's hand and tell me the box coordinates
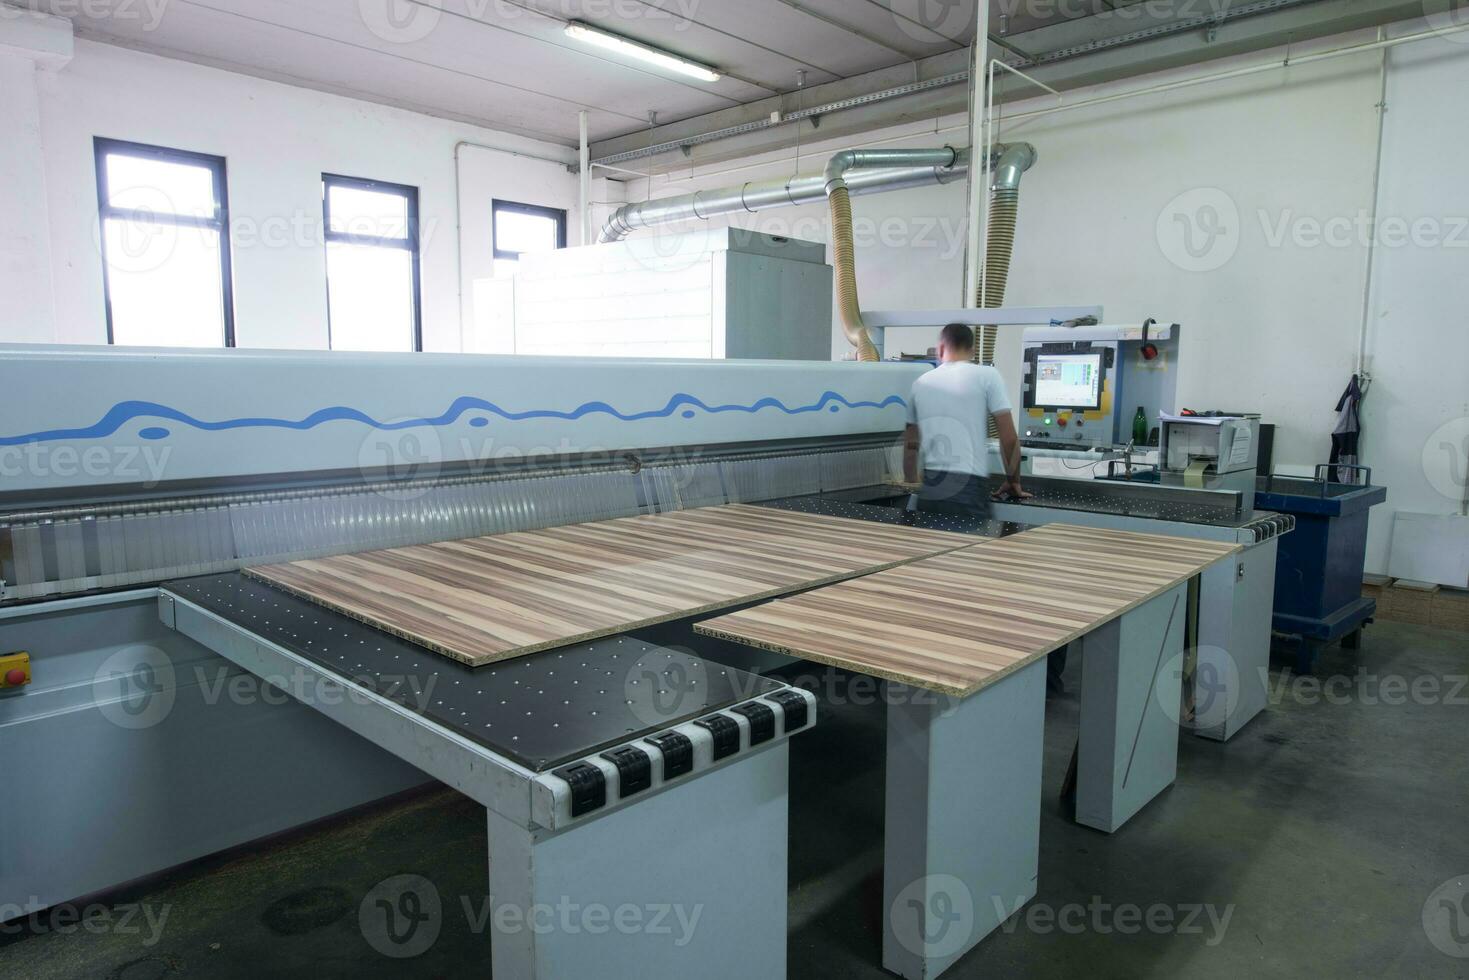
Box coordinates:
[896,479,923,493]
[992,481,1033,501]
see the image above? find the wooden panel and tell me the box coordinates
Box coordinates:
[245,504,974,667]
[695,524,1241,697]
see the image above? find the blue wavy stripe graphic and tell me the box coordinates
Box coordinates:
[0,391,907,446]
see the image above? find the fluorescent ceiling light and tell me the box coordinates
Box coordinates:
[564,22,721,83]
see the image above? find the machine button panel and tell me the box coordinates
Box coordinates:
[730,701,775,746]
[645,730,694,778]
[765,690,809,733]
[551,761,607,817]
[695,713,741,761]
[0,653,30,690]
[600,746,652,797]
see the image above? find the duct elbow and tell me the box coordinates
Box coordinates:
[992,142,1037,193]
[823,150,858,196]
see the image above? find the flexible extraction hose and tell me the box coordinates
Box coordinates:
[828,185,881,362]
[824,146,959,362]
[973,144,1036,374]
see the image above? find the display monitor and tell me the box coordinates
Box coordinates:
[1032,352,1104,411]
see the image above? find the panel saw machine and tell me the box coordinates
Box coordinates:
[984,325,1293,742]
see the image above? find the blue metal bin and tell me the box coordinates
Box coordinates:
[1256,465,1387,670]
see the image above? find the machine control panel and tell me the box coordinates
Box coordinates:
[1,652,30,690]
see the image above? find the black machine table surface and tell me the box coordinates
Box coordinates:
[163,573,782,773]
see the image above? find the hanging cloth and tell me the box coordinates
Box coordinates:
[1330,374,1363,483]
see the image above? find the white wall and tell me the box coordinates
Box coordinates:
[1359,32,1469,573]
[622,28,1467,574]
[7,36,615,351]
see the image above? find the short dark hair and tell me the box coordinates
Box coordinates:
[940,322,974,351]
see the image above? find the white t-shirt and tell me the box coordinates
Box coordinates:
[905,361,1014,478]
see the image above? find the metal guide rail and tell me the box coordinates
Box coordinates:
[820,478,1294,542]
[756,494,1031,540]
[1,440,898,604]
[161,573,815,831]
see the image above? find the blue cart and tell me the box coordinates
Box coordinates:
[1256,465,1388,672]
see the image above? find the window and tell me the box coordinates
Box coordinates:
[323,174,422,352]
[94,138,234,347]
[492,200,567,277]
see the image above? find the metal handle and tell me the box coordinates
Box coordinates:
[1314,463,1372,490]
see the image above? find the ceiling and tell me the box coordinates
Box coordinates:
[15,0,1090,144]
[17,0,1425,154]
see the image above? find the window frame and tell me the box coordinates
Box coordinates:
[492,199,568,263]
[322,172,423,353]
[93,137,236,347]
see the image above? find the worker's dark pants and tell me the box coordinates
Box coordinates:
[915,469,991,519]
[918,469,1067,694]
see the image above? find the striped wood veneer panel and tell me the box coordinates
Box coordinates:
[695,523,1241,697]
[245,504,975,667]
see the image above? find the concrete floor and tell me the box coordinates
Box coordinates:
[2,620,1465,979]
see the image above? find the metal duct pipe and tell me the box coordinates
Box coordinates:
[824,146,961,362]
[597,152,969,243]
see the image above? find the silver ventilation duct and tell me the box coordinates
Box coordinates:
[597,148,984,243]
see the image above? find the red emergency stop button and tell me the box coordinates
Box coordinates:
[1,652,30,688]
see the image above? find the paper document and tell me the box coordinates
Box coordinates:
[1230,426,1253,465]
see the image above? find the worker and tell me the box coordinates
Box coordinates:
[903,325,1068,695]
[902,322,1030,517]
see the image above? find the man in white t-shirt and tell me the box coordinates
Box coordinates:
[902,323,1030,516]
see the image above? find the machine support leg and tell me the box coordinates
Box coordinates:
[881,659,1047,979]
[487,746,790,980]
[1076,584,1188,833]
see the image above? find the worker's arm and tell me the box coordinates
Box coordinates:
[902,424,921,487]
[991,411,1032,500]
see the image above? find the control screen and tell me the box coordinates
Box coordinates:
[1033,353,1103,410]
